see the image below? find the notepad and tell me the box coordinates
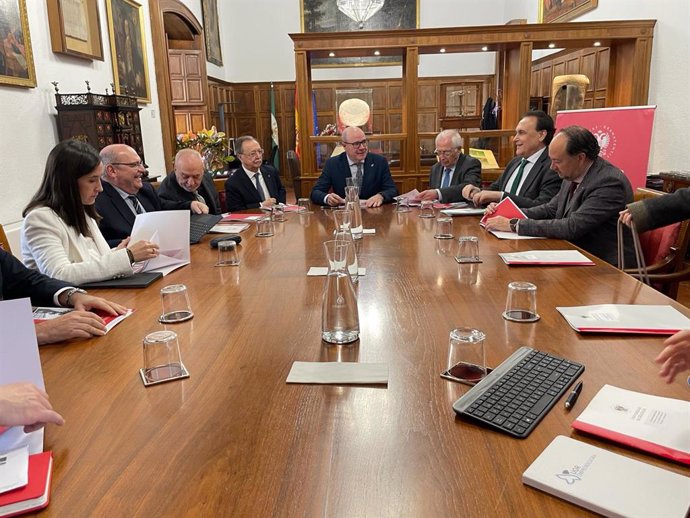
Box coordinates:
[33,307,133,334]
[572,385,690,465]
[556,304,690,334]
[499,250,595,266]
[523,436,690,518]
[0,451,53,518]
[479,196,526,227]
[286,362,388,384]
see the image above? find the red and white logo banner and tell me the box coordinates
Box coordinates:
[556,106,656,190]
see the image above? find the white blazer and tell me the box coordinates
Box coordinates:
[21,206,133,285]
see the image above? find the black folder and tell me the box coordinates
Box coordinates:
[79,272,163,289]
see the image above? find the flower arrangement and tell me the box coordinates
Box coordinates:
[175,126,235,173]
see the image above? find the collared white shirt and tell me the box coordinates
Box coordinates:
[242,166,270,201]
[110,182,147,216]
[503,146,547,195]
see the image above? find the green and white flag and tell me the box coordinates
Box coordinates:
[270,83,279,169]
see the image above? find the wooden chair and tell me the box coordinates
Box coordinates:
[0,224,9,253]
[286,150,302,202]
[623,188,690,299]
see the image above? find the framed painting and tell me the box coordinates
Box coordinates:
[0,0,36,87]
[201,0,222,66]
[105,0,150,102]
[300,0,419,67]
[538,0,598,23]
[47,0,104,60]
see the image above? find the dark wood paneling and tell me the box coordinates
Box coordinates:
[596,48,610,90]
[389,86,402,108]
[233,89,256,113]
[417,84,437,109]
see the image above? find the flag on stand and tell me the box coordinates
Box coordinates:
[270,83,279,169]
[294,88,301,159]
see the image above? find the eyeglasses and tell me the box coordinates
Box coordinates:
[111,160,144,168]
[434,149,457,157]
[240,149,264,158]
[343,140,368,149]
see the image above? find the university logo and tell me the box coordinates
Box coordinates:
[591,125,617,160]
[556,470,581,485]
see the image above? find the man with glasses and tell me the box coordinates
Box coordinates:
[158,149,221,215]
[415,129,481,203]
[310,126,398,208]
[458,110,562,208]
[224,136,286,211]
[96,144,169,246]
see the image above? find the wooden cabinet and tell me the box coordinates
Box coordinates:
[54,91,145,164]
[169,49,205,105]
[173,109,207,134]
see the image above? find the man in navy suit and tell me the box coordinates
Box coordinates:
[416,129,481,203]
[158,149,221,215]
[224,136,286,211]
[463,110,562,208]
[95,144,171,246]
[310,126,398,208]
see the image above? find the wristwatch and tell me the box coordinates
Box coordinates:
[64,288,87,307]
[509,218,519,233]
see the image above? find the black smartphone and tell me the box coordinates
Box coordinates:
[440,362,493,386]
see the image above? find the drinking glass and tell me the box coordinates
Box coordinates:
[434,216,453,239]
[297,197,313,214]
[446,327,487,383]
[140,330,189,386]
[159,284,193,323]
[256,216,275,237]
[419,200,435,218]
[216,240,240,266]
[455,236,481,263]
[503,281,540,322]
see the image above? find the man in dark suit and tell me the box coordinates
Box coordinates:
[310,126,398,208]
[463,110,562,208]
[95,144,171,246]
[485,126,634,266]
[224,136,286,211]
[415,129,481,203]
[0,249,126,344]
[158,149,222,215]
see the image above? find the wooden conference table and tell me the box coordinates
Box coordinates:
[36,206,690,517]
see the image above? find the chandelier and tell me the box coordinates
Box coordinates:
[337,0,385,29]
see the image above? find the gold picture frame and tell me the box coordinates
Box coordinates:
[0,0,36,87]
[538,0,598,23]
[105,0,150,102]
[47,0,104,60]
[300,0,419,67]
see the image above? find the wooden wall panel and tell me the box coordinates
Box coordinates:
[389,86,402,108]
[581,52,596,92]
[417,84,437,109]
[596,48,610,90]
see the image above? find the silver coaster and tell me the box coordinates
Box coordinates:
[502,310,540,323]
[159,310,193,324]
[139,362,190,387]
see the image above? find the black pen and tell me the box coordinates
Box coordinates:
[565,381,583,410]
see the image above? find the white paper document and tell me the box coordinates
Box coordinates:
[523,435,690,518]
[441,207,486,216]
[488,230,544,240]
[0,299,45,455]
[0,446,29,494]
[572,385,690,464]
[307,267,366,276]
[363,228,376,235]
[499,250,595,265]
[286,362,388,384]
[556,304,690,334]
[131,211,190,275]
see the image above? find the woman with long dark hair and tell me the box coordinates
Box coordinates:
[21,140,158,284]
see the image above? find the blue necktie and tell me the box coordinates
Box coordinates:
[441,167,452,189]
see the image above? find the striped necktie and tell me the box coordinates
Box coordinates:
[128,195,143,214]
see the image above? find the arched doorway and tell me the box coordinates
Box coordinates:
[149,0,209,172]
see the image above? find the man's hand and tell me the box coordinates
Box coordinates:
[0,382,65,433]
[415,190,438,202]
[35,311,108,345]
[473,190,502,206]
[656,329,690,383]
[484,202,498,216]
[190,200,210,214]
[69,292,127,316]
[619,208,633,227]
[326,193,345,206]
[365,194,384,208]
[462,184,481,200]
[260,197,278,209]
[483,215,511,232]
[115,237,131,250]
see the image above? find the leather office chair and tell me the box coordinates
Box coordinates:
[0,224,10,253]
[623,188,690,299]
[286,150,302,202]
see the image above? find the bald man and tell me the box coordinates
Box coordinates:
[158,149,222,214]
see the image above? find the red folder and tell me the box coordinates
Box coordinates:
[0,451,53,517]
[479,197,526,227]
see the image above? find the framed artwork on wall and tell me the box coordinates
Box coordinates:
[201,0,222,66]
[105,0,150,102]
[300,0,419,67]
[0,0,36,87]
[47,0,104,60]
[538,0,598,23]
